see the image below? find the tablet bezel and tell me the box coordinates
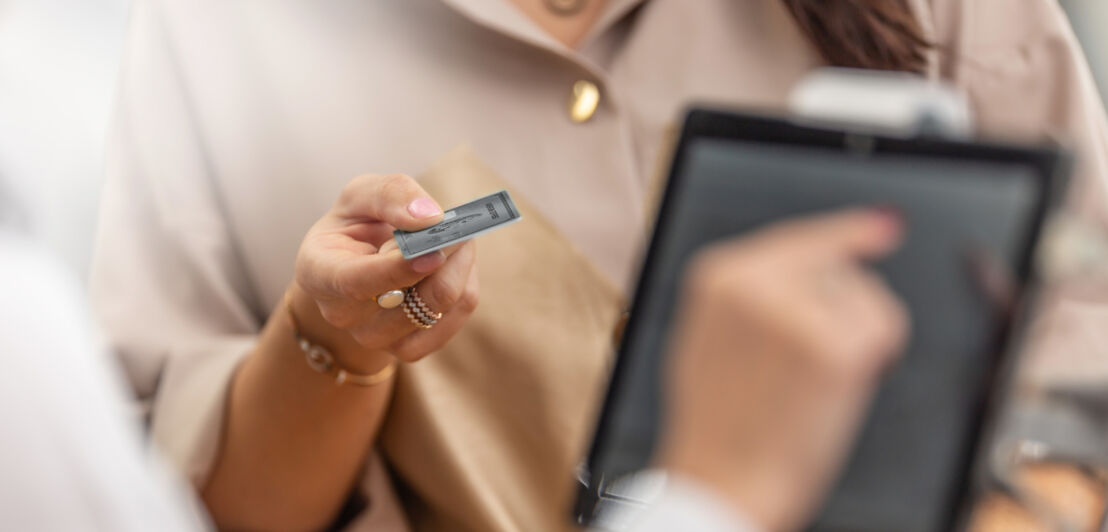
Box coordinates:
[575,107,1070,529]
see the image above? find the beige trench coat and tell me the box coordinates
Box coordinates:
[91,0,1108,530]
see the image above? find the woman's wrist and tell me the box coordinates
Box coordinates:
[286,282,395,374]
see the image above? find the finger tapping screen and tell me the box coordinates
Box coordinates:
[582,117,1056,532]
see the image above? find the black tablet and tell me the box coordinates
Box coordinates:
[575,109,1070,531]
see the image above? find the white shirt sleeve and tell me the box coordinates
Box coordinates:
[590,471,760,532]
[631,476,761,532]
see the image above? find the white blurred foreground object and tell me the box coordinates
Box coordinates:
[0,231,207,531]
[790,68,973,137]
[0,0,129,278]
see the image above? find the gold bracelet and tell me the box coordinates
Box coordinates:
[284,294,397,387]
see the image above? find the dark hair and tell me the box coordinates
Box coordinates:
[782,0,930,73]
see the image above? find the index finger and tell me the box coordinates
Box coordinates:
[336,173,444,232]
[768,208,904,262]
[332,246,447,302]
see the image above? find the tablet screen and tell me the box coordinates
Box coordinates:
[584,134,1047,531]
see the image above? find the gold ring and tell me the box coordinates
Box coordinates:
[402,286,442,329]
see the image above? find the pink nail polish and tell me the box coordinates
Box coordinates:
[408,197,442,219]
[871,206,904,237]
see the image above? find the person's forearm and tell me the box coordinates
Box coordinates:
[201,282,396,532]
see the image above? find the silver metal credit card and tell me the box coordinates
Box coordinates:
[394,190,522,259]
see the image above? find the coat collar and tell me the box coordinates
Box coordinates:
[437,0,646,59]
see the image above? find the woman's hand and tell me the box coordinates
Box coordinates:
[658,208,909,532]
[204,174,478,531]
[291,173,479,367]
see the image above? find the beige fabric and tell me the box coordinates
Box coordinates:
[90,1,1108,531]
[383,147,624,531]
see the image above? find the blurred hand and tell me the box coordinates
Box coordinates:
[292,173,479,365]
[658,208,909,531]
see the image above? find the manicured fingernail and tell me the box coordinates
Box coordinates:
[410,251,445,273]
[408,197,442,219]
[872,206,904,235]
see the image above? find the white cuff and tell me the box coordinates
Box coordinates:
[632,474,759,532]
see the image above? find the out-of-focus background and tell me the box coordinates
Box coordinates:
[0,0,128,275]
[1064,0,1108,103]
[2,0,1106,281]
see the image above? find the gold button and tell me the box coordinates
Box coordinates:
[569,80,600,123]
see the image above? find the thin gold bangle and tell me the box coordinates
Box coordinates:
[284,293,397,387]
